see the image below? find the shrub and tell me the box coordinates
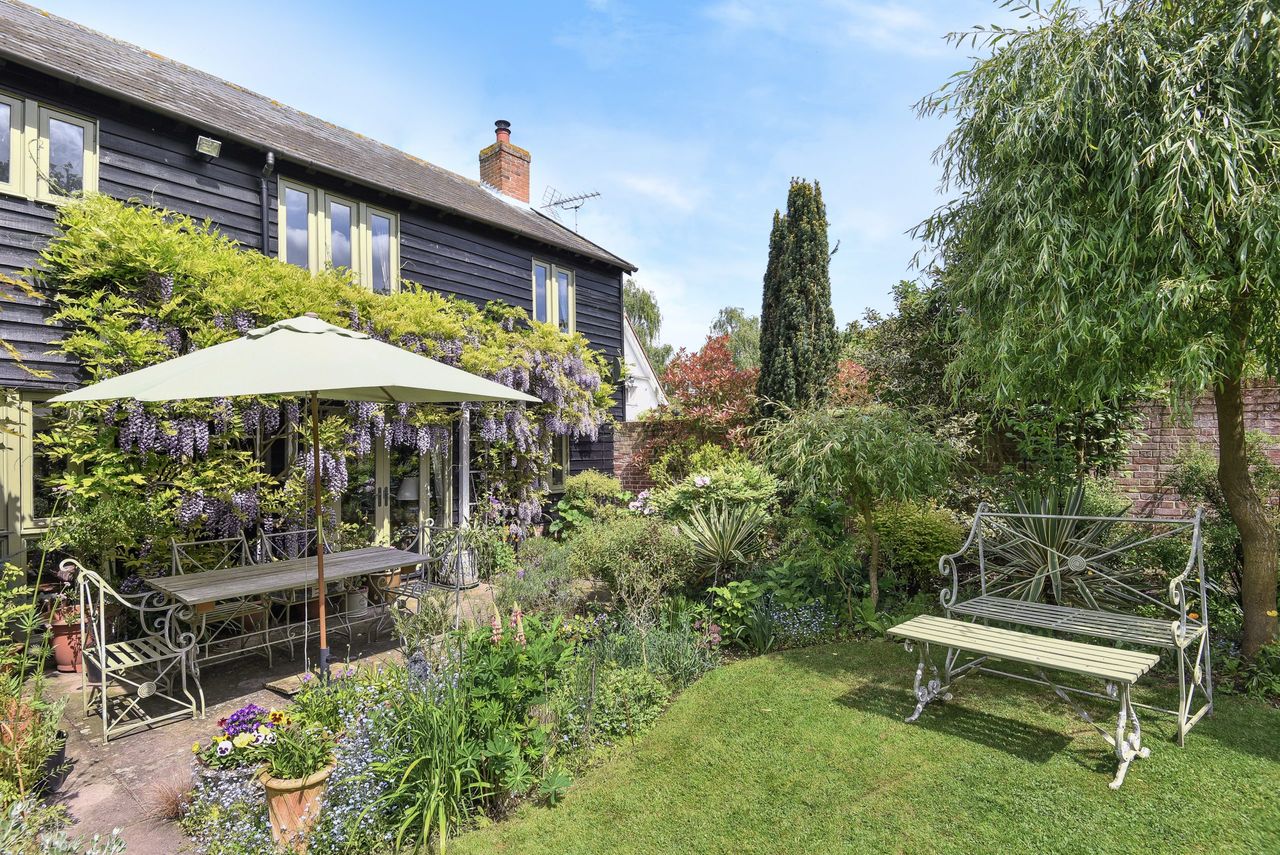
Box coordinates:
[653,457,779,521]
[587,666,670,742]
[549,471,630,539]
[677,501,768,586]
[1217,641,1280,702]
[1166,437,1280,640]
[650,441,743,487]
[590,616,720,690]
[562,470,628,506]
[763,597,833,649]
[568,516,696,631]
[708,580,764,640]
[390,588,451,655]
[873,501,964,596]
[493,537,578,617]
[0,561,65,806]
[0,799,125,855]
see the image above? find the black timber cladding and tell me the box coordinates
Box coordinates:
[0,61,625,475]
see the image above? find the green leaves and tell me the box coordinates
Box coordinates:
[677,501,767,586]
[756,405,955,511]
[758,179,839,413]
[917,0,1280,405]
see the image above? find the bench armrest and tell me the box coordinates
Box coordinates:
[1166,509,1207,644]
[939,503,986,611]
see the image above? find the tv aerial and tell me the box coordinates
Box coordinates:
[540,186,601,233]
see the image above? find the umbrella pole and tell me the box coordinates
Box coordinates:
[310,391,329,680]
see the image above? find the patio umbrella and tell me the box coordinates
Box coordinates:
[50,313,540,676]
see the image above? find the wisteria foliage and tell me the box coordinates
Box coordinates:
[33,195,614,569]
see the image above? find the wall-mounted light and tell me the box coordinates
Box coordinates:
[195,135,223,159]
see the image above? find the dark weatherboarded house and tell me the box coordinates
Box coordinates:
[0,0,633,560]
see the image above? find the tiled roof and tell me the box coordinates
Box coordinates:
[0,1,634,271]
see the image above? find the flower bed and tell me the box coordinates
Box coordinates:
[180,603,721,853]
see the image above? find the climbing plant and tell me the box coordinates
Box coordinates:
[31,195,613,575]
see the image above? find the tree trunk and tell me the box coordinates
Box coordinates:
[862,503,880,611]
[1214,376,1279,658]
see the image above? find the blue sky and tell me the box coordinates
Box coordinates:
[39,0,1012,351]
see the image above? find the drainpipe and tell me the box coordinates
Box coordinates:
[259,151,275,255]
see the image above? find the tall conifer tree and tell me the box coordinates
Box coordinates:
[757,179,838,413]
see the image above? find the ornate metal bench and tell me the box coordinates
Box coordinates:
[887,501,1214,788]
[888,615,1159,789]
[938,502,1213,744]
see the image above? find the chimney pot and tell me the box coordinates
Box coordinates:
[480,119,531,203]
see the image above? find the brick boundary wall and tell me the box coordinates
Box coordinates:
[1115,381,1280,517]
[613,382,1280,516]
[612,420,664,493]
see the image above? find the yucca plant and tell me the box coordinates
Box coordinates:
[677,501,767,586]
[984,484,1142,609]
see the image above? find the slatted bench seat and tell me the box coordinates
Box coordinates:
[888,615,1160,789]
[948,595,1201,649]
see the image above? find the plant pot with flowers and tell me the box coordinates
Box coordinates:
[46,599,83,674]
[256,719,336,853]
[192,703,282,783]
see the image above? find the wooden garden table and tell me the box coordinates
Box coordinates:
[146,546,426,708]
[146,546,427,609]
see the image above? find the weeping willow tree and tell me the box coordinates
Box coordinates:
[918,0,1280,656]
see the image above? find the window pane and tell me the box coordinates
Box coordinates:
[428,448,453,527]
[533,264,548,322]
[342,451,376,547]
[0,103,10,184]
[284,187,310,268]
[389,447,420,549]
[370,213,392,294]
[48,117,84,195]
[551,437,568,489]
[556,270,571,333]
[329,200,353,269]
[31,404,56,519]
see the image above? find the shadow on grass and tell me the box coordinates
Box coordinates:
[837,680,1072,764]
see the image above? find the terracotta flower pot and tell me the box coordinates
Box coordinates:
[48,617,83,673]
[259,762,334,853]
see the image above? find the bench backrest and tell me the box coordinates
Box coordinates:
[72,558,196,653]
[941,501,1207,630]
[171,533,252,575]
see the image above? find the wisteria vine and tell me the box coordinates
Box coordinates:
[35,194,615,571]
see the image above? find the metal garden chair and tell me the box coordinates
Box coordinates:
[170,533,272,666]
[256,527,355,657]
[74,559,200,743]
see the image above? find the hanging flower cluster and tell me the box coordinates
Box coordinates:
[34,194,614,562]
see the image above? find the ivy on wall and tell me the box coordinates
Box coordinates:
[32,195,613,575]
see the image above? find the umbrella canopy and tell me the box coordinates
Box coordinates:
[50,314,540,677]
[50,314,540,404]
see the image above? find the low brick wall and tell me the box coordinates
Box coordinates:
[1111,383,1280,516]
[612,420,662,493]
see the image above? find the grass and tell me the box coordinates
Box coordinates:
[453,639,1280,855]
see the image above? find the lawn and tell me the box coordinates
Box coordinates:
[454,639,1280,855]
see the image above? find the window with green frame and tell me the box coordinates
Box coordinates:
[532,259,575,333]
[0,90,98,203]
[278,177,400,292]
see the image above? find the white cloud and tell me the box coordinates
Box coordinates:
[705,0,956,57]
[615,173,701,213]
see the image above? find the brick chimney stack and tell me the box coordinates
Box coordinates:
[479,119,531,203]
